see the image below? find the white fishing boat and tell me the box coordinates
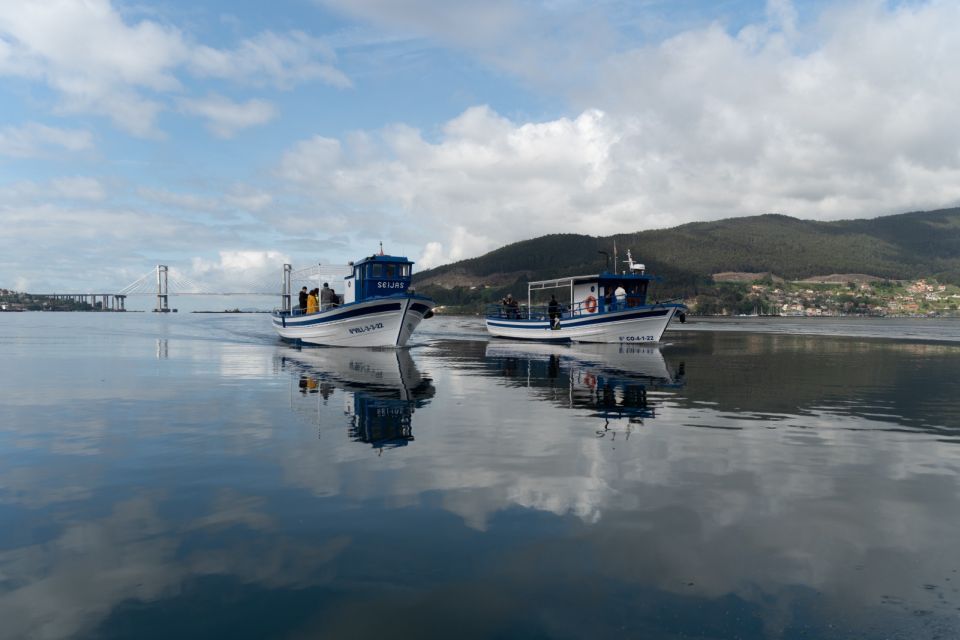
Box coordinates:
[484,250,686,343]
[272,252,435,347]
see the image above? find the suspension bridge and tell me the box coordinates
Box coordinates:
[36,264,351,312]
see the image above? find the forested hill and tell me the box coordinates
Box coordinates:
[413,207,960,304]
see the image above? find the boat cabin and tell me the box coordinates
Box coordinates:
[488,269,662,321]
[527,271,658,315]
[343,254,413,305]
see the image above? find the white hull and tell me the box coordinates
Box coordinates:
[485,305,681,344]
[272,296,434,347]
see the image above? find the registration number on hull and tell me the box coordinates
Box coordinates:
[349,322,384,335]
[619,335,655,342]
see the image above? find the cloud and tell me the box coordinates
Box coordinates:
[0,200,227,292]
[178,94,277,138]
[0,0,184,136]
[0,177,105,202]
[137,186,226,214]
[0,1,349,136]
[315,0,613,90]
[274,1,960,268]
[276,105,644,264]
[137,184,274,215]
[50,176,105,201]
[190,30,351,89]
[186,250,291,293]
[225,184,274,212]
[0,122,94,158]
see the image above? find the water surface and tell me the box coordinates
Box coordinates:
[1,313,959,639]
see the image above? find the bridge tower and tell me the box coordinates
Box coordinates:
[155,265,170,312]
[281,263,292,312]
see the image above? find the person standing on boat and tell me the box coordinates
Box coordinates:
[501,294,515,318]
[307,288,319,314]
[320,282,336,311]
[298,287,308,314]
[614,285,626,309]
[548,295,561,329]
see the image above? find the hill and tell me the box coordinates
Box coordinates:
[413,207,960,309]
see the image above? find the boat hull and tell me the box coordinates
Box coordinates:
[485,305,683,344]
[272,296,434,347]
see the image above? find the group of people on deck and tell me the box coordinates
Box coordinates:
[298,283,339,314]
[498,283,634,325]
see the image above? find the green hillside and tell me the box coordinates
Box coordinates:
[413,207,960,309]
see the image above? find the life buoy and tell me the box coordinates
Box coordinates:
[583,373,596,388]
[584,295,597,313]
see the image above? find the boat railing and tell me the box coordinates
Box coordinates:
[274,307,308,317]
[485,296,687,320]
[486,300,622,320]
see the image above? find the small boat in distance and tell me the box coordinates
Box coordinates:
[272,251,435,347]
[485,250,686,344]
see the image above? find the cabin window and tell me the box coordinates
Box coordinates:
[386,264,396,278]
[400,264,411,277]
[369,263,383,277]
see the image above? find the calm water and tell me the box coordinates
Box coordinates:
[2,313,960,639]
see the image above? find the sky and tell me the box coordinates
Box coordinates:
[2,0,960,301]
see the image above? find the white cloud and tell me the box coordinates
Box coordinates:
[276,106,647,262]
[0,0,184,135]
[137,185,274,215]
[178,94,277,138]
[225,184,274,212]
[186,250,291,293]
[0,1,348,136]
[0,177,105,202]
[0,122,94,157]
[50,176,105,201]
[0,200,227,292]
[276,1,960,267]
[316,0,613,90]
[137,187,225,214]
[190,30,351,89]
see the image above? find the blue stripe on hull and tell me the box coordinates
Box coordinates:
[486,307,671,330]
[273,302,402,327]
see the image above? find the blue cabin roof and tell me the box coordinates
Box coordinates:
[349,254,415,302]
[353,253,411,266]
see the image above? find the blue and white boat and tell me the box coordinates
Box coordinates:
[484,250,686,344]
[272,253,435,347]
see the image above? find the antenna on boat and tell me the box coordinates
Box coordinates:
[625,249,645,274]
[613,240,618,274]
[378,241,384,256]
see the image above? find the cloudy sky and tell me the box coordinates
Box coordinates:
[2,0,959,295]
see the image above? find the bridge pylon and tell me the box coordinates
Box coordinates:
[281,264,292,312]
[155,265,171,312]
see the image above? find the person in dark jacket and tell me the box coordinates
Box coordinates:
[298,286,308,314]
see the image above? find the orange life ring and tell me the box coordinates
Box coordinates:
[583,373,596,388]
[584,295,597,313]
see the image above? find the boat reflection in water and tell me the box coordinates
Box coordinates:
[279,347,435,451]
[484,342,684,432]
